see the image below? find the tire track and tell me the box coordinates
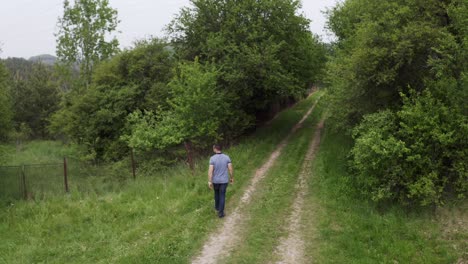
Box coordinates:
[273,119,324,264]
[191,98,321,264]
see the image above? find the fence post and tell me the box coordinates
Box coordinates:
[63,157,69,193]
[131,149,136,180]
[21,165,27,199]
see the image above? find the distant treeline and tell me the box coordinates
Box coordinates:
[0,57,61,140]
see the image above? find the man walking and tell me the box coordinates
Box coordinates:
[208,144,233,218]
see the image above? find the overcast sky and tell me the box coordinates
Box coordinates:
[0,0,338,59]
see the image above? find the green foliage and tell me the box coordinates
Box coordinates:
[326,0,468,206]
[325,0,464,129]
[55,0,120,87]
[8,63,61,138]
[0,62,12,141]
[12,123,33,147]
[351,89,467,206]
[168,0,326,124]
[123,60,228,151]
[3,58,68,140]
[305,127,461,263]
[50,0,326,161]
[2,57,34,81]
[50,39,175,160]
[350,110,404,201]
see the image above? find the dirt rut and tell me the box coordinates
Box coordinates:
[273,120,324,264]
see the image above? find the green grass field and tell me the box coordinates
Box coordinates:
[0,93,323,263]
[1,91,466,263]
[0,141,131,201]
[302,127,467,263]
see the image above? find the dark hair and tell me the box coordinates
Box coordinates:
[213,144,222,151]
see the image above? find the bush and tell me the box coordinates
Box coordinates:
[351,90,467,206]
[49,39,175,160]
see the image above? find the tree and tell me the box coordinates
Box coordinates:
[11,63,61,138]
[49,39,175,160]
[123,60,228,170]
[55,0,120,89]
[325,0,464,130]
[0,61,12,141]
[3,57,34,81]
[326,0,468,205]
[168,0,325,128]
[4,59,62,139]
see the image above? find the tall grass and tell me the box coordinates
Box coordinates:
[0,141,131,201]
[302,127,461,263]
[0,141,82,165]
[0,93,323,263]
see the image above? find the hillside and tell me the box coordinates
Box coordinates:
[28,54,57,65]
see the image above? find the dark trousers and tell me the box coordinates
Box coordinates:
[213,183,228,215]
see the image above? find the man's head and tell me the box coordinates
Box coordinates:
[213,144,222,153]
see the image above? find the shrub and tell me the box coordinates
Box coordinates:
[351,90,467,206]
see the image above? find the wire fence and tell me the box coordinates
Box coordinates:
[0,155,137,202]
[0,165,22,200]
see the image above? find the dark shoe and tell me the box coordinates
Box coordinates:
[218,212,225,218]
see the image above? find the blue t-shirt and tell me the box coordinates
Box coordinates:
[209,153,232,184]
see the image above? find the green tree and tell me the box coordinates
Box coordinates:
[168,0,325,128]
[3,57,34,81]
[123,60,228,170]
[327,0,468,205]
[0,61,12,141]
[14,63,61,138]
[55,0,120,89]
[50,39,175,160]
[6,62,61,138]
[326,0,461,129]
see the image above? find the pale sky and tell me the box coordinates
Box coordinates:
[0,0,338,59]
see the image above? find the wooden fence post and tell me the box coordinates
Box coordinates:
[63,157,69,193]
[131,149,136,180]
[21,165,27,199]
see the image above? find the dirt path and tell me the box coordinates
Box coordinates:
[273,120,324,264]
[191,99,320,264]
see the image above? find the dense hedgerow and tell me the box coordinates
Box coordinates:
[327,0,467,206]
[351,89,467,206]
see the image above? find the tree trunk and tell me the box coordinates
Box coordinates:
[184,141,195,174]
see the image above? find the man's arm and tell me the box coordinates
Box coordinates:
[228,163,234,183]
[208,165,214,189]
